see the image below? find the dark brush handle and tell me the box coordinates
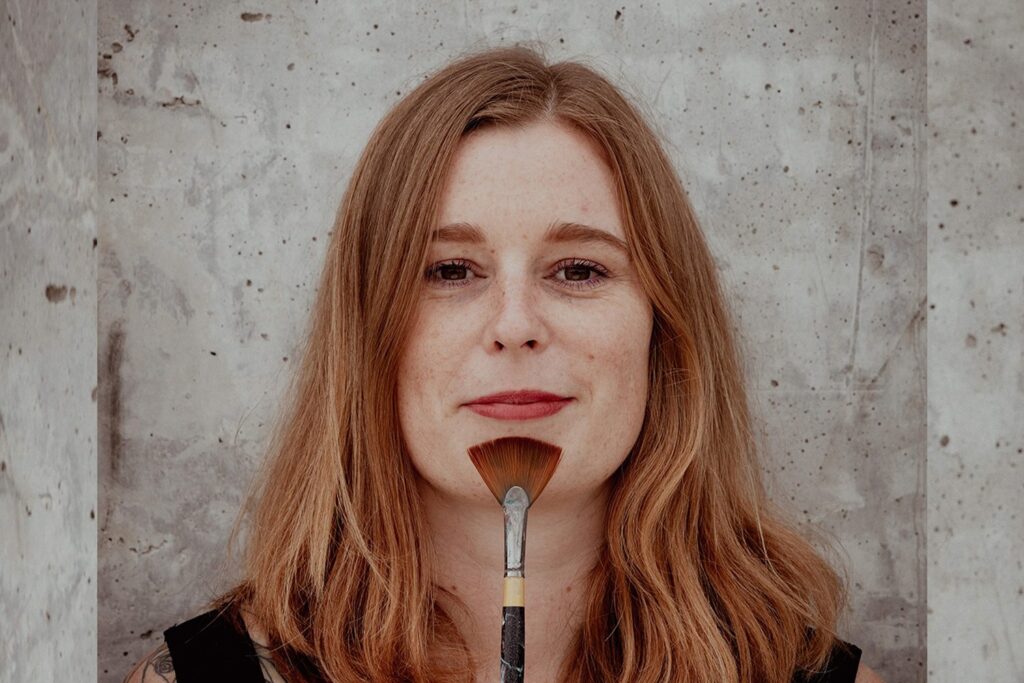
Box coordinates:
[500,605,525,682]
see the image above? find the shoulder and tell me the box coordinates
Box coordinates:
[122,606,286,683]
[855,662,885,683]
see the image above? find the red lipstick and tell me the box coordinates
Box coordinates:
[463,390,573,421]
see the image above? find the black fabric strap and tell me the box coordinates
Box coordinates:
[163,608,265,682]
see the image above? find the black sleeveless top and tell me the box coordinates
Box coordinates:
[164,608,862,682]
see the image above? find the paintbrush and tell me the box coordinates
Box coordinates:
[467,436,563,683]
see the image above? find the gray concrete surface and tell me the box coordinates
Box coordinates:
[15,1,1024,682]
[93,2,926,681]
[927,0,1024,680]
[0,0,98,680]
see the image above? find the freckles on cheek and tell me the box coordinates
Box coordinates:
[593,320,649,378]
[408,336,453,395]
[404,313,446,383]
[409,356,438,389]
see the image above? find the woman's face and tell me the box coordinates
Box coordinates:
[397,119,654,509]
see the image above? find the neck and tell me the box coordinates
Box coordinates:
[417,475,610,680]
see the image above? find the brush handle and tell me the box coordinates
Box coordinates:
[500,605,525,682]
[501,490,529,681]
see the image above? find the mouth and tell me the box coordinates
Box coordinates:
[462,397,574,421]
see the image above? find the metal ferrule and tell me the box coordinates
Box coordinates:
[502,486,530,577]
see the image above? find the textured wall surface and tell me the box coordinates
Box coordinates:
[927,0,1024,680]
[0,0,98,680]
[95,2,926,681]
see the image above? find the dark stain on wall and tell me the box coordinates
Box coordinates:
[159,95,202,108]
[97,61,117,87]
[45,284,68,302]
[102,321,126,479]
[240,12,271,22]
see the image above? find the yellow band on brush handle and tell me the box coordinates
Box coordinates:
[503,576,525,607]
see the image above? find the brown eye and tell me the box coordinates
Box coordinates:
[424,259,475,289]
[551,258,610,290]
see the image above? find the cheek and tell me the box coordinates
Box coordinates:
[583,303,652,383]
[398,310,446,393]
[397,310,462,436]
[580,302,653,465]
[400,348,438,391]
[396,341,444,479]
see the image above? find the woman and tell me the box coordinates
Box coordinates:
[125,45,884,682]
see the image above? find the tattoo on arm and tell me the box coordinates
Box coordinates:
[122,642,176,683]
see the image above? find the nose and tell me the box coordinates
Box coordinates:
[485,275,547,352]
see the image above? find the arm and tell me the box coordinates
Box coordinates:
[122,642,176,683]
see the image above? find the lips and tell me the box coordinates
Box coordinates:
[463,389,574,421]
[467,389,569,405]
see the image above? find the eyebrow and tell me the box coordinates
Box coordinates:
[430,220,629,255]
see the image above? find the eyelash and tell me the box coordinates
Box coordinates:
[424,258,611,291]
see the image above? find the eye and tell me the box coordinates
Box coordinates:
[424,258,477,289]
[550,258,611,290]
[423,258,611,290]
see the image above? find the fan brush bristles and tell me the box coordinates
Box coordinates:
[467,436,562,505]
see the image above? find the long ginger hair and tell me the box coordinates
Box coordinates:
[206,44,849,682]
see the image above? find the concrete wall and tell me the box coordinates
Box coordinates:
[0,0,98,680]
[927,0,1024,680]
[9,1,1021,682]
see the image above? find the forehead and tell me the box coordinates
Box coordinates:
[435,120,625,243]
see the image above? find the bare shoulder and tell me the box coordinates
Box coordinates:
[855,662,886,683]
[122,641,176,682]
